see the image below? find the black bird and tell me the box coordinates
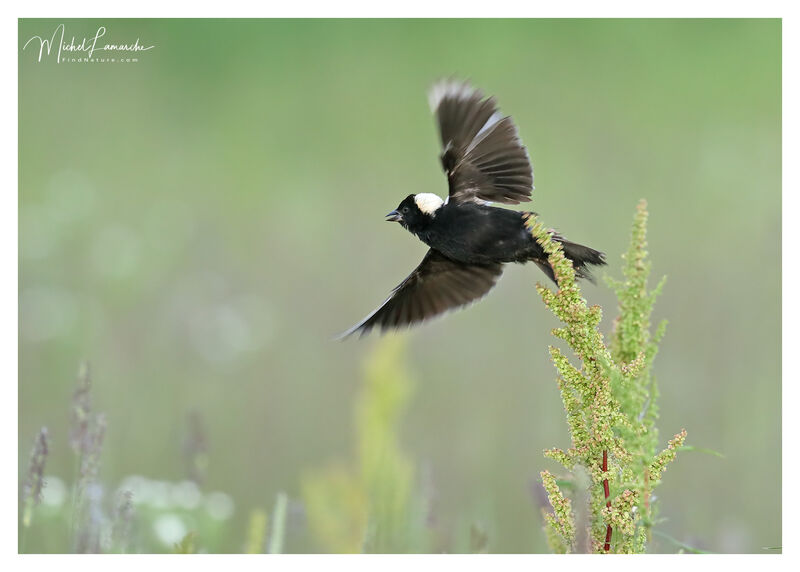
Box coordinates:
[341,80,605,338]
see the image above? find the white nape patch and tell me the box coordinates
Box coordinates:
[414,193,444,215]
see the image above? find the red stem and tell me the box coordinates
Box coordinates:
[602,450,612,552]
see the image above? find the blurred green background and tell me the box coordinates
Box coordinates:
[19,19,780,553]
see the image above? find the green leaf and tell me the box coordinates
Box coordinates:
[681,445,725,458]
[652,529,712,554]
[173,531,197,554]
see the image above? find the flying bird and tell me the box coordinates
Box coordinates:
[340,80,605,338]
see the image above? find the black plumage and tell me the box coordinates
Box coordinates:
[340,80,606,338]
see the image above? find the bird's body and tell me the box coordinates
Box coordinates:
[340,80,606,338]
[406,200,539,264]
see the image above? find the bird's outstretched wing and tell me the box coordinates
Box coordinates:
[429,79,533,205]
[339,249,504,338]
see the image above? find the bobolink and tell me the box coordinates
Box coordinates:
[341,80,605,338]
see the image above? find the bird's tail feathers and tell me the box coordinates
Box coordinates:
[552,235,606,283]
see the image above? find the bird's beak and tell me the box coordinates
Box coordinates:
[385,210,402,223]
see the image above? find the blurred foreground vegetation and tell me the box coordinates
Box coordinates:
[21,202,707,553]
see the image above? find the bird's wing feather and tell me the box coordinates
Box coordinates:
[429,79,533,205]
[338,249,503,338]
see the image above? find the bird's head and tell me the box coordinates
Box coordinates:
[386,193,444,232]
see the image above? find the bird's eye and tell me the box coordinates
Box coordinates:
[402,207,409,213]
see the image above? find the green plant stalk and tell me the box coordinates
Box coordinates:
[528,201,686,554]
[357,337,416,553]
[267,492,288,554]
[302,337,420,554]
[246,508,269,554]
[21,427,49,553]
